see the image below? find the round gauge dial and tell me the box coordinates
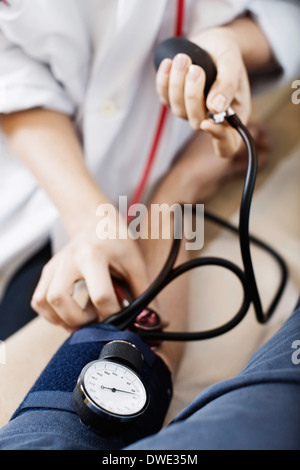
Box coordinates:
[83,359,148,417]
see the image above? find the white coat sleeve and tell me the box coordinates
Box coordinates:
[246,0,300,93]
[0,32,76,115]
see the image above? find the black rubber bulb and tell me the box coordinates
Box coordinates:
[154,37,217,98]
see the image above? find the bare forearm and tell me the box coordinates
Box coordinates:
[193,15,275,73]
[224,15,275,71]
[0,109,108,237]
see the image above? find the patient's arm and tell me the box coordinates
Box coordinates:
[0,318,68,427]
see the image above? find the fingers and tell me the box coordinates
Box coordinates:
[156,58,172,106]
[206,50,241,115]
[205,45,251,124]
[185,65,206,129]
[78,252,121,319]
[156,54,207,127]
[200,119,242,158]
[31,238,150,331]
[31,255,98,331]
[202,48,251,157]
[156,42,251,157]
[32,257,120,331]
[168,54,191,118]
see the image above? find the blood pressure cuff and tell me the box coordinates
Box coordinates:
[4,324,172,450]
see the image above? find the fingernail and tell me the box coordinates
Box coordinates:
[187,65,201,81]
[160,59,172,74]
[174,54,188,71]
[212,94,227,113]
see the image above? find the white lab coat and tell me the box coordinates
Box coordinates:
[0,0,299,296]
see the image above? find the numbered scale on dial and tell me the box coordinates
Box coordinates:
[73,340,149,433]
[83,359,147,416]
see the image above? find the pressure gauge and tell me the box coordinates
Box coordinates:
[72,340,149,433]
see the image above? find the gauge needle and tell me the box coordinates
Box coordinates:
[100,385,136,395]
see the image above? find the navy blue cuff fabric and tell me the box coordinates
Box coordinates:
[2,323,172,450]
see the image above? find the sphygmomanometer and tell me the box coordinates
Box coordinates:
[72,38,288,433]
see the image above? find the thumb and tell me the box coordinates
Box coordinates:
[205,47,241,114]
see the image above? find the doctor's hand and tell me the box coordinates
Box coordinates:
[156,26,251,159]
[31,213,149,331]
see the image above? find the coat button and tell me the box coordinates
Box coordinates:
[99,100,117,117]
